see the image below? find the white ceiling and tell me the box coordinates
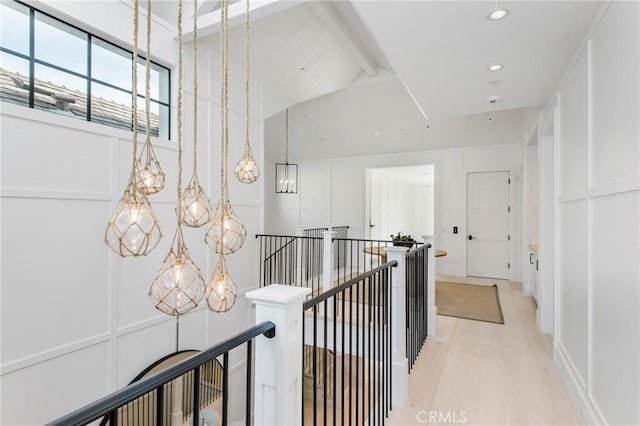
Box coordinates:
[265,78,535,161]
[166,0,604,155]
[352,0,602,119]
[159,1,602,120]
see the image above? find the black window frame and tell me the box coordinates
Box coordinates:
[0,0,171,139]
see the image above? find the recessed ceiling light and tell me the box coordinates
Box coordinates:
[488,64,503,71]
[488,80,501,86]
[488,8,509,21]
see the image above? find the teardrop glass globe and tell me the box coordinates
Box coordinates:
[206,259,237,313]
[104,184,162,256]
[181,174,214,227]
[136,157,165,195]
[204,201,247,254]
[234,150,260,184]
[149,228,205,315]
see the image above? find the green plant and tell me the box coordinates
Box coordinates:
[390,232,414,242]
[390,232,416,247]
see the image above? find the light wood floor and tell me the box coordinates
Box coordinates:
[388,276,580,426]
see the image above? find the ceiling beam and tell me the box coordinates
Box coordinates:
[308,2,377,77]
[183,0,309,38]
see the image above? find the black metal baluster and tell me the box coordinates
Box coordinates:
[355,280,360,426]
[341,286,345,425]
[109,409,117,426]
[368,276,372,425]
[389,267,393,409]
[349,284,353,426]
[246,340,252,426]
[223,352,229,426]
[302,309,306,426]
[193,367,200,426]
[377,271,381,426]
[313,305,318,426]
[333,297,337,426]
[323,299,328,426]
[156,386,163,426]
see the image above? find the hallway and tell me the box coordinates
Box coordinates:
[389,278,579,426]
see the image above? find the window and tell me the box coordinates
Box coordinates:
[0,0,171,139]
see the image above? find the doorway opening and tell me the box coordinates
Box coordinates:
[365,165,435,242]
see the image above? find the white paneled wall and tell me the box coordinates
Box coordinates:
[264,143,523,281]
[0,2,265,425]
[553,2,640,424]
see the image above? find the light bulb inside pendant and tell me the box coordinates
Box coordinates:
[105,184,162,257]
[206,258,237,313]
[181,174,213,228]
[234,150,260,184]
[204,201,247,254]
[149,228,205,316]
[136,157,165,195]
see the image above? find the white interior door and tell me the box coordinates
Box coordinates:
[467,171,510,279]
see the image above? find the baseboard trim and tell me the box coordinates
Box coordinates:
[555,342,607,425]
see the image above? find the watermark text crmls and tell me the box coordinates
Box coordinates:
[416,410,468,424]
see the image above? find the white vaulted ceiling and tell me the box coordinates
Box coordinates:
[182,0,603,151]
[352,0,602,119]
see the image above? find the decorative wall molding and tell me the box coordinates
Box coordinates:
[0,333,111,376]
[555,342,607,426]
[0,187,114,202]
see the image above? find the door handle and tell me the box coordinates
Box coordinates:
[468,235,474,240]
[530,253,534,264]
[536,260,539,271]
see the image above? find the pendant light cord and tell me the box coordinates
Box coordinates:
[130,0,140,192]
[192,0,199,176]
[285,109,289,164]
[145,0,152,157]
[218,0,229,265]
[244,0,251,155]
[176,0,183,223]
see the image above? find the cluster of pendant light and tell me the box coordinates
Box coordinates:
[104,0,258,318]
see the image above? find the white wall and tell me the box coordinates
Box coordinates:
[264,142,523,281]
[0,1,266,424]
[547,2,640,424]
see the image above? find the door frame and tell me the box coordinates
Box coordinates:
[466,170,512,279]
[364,163,438,242]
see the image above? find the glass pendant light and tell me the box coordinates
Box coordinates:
[105,0,162,257]
[181,0,213,228]
[182,174,213,227]
[206,257,237,313]
[206,0,239,313]
[149,228,204,315]
[136,0,165,195]
[205,0,246,256]
[234,0,260,184]
[149,0,204,316]
[205,199,246,254]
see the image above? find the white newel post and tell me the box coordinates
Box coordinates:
[385,246,409,407]
[423,235,437,336]
[322,230,336,294]
[322,230,336,317]
[246,284,311,426]
[295,226,305,284]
